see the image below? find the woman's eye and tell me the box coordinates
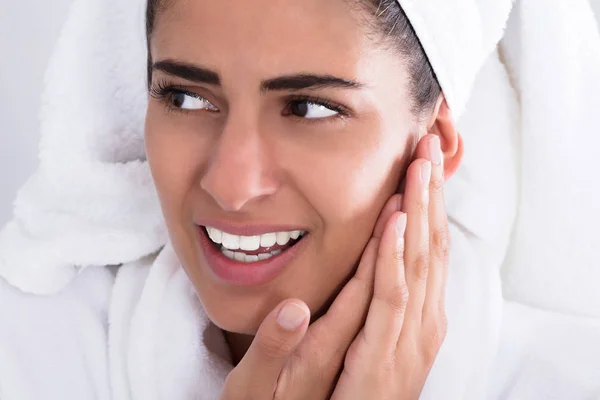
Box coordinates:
[289,101,339,119]
[171,92,218,111]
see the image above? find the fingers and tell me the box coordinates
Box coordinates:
[373,193,403,240]
[423,135,450,320]
[294,237,378,396]
[303,194,402,362]
[362,211,409,355]
[226,300,309,398]
[272,194,402,398]
[401,156,432,327]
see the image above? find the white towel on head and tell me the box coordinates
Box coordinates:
[398,0,514,118]
[1,0,599,399]
[0,0,167,294]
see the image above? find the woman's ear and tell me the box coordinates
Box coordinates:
[426,95,464,181]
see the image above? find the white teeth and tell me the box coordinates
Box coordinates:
[276,231,291,245]
[221,232,240,250]
[208,227,223,244]
[239,235,261,251]
[260,232,277,248]
[207,227,305,251]
[257,253,271,261]
[220,248,281,263]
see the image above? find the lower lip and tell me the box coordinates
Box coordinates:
[197,226,309,286]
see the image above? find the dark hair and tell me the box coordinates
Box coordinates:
[146,0,441,118]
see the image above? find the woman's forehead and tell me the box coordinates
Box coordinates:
[150,0,382,83]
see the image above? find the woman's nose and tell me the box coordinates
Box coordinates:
[200,118,279,212]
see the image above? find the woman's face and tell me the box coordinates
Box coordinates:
[145,0,420,334]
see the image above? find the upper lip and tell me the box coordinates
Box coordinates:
[196,219,309,236]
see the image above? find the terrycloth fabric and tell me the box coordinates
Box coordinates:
[398,0,514,118]
[107,243,232,400]
[499,0,600,320]
[0,0,167,295]
[0,0,599,399]
[0,265,115,399]
[488,301,600,399]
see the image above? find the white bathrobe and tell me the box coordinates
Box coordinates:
[1,0,600,399]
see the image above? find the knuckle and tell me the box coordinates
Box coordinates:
[429,173,445,193]
[433,318,448,348]
[397,283,411,305]
[379,284,410,315]
[432,226,451,263]
[423,316,448,364]
[422,344,439,367]
[392,242,405,262]
[257,334,293,361]
[414,251,430,281]
[439,314,449,337]
[416,198,429,215]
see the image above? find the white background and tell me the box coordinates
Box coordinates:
[1,1,600,227]
[0,0,74,226]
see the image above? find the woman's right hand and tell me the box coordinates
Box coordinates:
[219,191,403,400]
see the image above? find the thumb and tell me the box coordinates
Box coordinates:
[230,300,310,397]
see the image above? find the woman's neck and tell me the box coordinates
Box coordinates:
[223,331,254,366]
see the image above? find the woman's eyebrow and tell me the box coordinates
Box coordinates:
[152,60,221,85]
[261,74,364,92]
[152,59,364,91]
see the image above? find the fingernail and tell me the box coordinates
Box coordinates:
[429,136,443,166]
[277,302,308,331]
[396,213,407,237]
[420,161,432,185]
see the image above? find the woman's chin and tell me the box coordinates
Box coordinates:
[202,303,266,335]
[209,316,261,336]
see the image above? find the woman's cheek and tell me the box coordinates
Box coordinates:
[146,110,215,209]
[316,150,400,224]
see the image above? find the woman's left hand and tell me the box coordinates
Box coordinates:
[330,134,450,400]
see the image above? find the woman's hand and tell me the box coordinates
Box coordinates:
[330,133,449,400]
[220,134,449,400]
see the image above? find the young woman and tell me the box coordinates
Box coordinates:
[143,0,461,397]
[8,0,600,399]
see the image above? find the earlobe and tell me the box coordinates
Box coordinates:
[442,133,463,181]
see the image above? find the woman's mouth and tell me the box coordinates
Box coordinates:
[197,224,309,286]
[205,227,307,263]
